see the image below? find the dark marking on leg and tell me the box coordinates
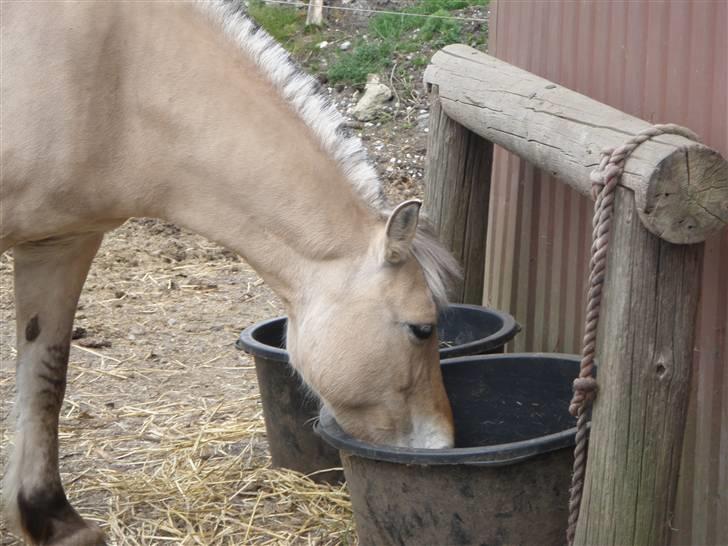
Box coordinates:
[38,345,70,407]
[25,315,41,342]
[38,374,65,389]
[39,388,64,408]
[17,485,84,544]
[41,358,62,372]
[47,344,70,366]
[38,346,70,386]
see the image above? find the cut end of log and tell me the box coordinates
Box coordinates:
[640,146,728,244]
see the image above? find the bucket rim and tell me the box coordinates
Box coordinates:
[237,316,290,363]
[438,304,521,357]
[316,353,584,467]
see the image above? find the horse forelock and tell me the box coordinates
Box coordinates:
[198,0,385,209]
[411,220,462,309]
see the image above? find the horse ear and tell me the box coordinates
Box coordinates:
[384,200,421,264]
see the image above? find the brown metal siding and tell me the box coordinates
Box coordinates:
[486,1,727,544]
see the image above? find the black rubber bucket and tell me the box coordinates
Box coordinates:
[316,353,582,546]
[236,305,519,485]
[437,304,520,357]
[236,316,343,484]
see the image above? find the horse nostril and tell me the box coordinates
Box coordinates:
[409,323,434,340]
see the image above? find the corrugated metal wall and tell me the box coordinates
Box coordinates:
[485,1,727,544]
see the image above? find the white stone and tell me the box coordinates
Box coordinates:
[352,75,393,121]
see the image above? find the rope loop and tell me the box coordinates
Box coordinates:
[587,123,700,202]
[565,123,699,546]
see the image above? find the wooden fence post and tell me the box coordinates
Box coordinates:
[574,187,703,546]
[306,0,324,26]
[424,85,494,304]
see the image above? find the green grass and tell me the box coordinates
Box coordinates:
[247,0,329,59]
[246,0,488,87]
[327,41,394,85]
[369,13,419,41]
[328,0,488,85]
[247,0,304,43]
[411,55,429,68]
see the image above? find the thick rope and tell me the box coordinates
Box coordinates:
[565,123,699,546]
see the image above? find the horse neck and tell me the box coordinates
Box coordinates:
[123,5,379,306]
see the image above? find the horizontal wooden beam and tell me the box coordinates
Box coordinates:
[424,45,728,244]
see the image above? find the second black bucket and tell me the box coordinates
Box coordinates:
[237,305,519,484]
[437,303,520,357]
[317,353,582,546]
[236,316,343,484]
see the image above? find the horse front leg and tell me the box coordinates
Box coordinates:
[3,233,106,546]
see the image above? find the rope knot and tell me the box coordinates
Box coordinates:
[568,377,598,417]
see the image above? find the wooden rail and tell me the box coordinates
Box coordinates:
[424,45,728,246]
[423,45,728,546]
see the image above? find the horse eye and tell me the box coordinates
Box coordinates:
[408,323,434,340]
